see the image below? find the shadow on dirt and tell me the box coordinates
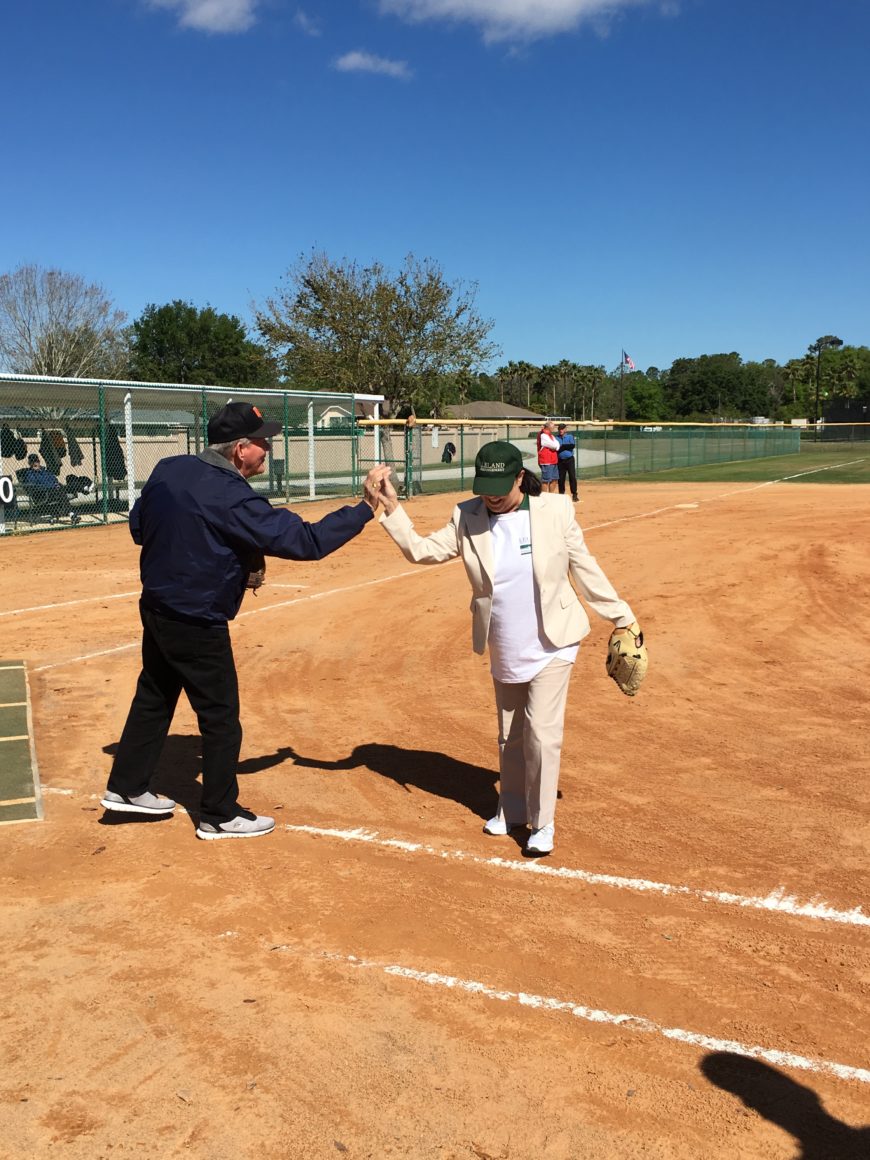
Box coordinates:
[284,742,500,821]
[701,1051,870,1159]
[99,737,514,830]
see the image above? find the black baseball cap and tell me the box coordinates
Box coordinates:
[207,402,282,444]
[472,441,525,496]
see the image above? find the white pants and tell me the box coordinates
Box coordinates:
[492,658,574,830]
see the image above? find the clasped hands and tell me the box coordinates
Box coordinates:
[362,465,400,514]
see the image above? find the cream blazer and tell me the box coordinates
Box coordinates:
[380,493,635,655]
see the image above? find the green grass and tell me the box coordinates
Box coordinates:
[595,443,870,484]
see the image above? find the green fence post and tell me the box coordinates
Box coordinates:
[98,385,110,524]
[603,425,608,476]
[350,406,358,497]
[628,425,633,475]
[201,389,208,453]
[460,425,465,490]
[283,393,290,502]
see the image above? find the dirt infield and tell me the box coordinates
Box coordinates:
[1,478,868,1158]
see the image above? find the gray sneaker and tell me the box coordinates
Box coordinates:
[196,810,275,841]
[100,790,176,816]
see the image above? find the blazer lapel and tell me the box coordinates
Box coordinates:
[465,498,495,588]
[528,496,549,590]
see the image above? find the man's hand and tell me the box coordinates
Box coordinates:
[363,465,391,512]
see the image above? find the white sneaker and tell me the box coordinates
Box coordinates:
[196,810,275,841]
[100,790,176,816]
[525,823,555,856]
[483,814,525,836]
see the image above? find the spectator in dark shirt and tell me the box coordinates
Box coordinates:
[22,454,62,490]
[101,401,389,841]
[556,424,579,502]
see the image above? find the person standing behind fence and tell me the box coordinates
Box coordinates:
[374,441,640,857]
[537,421,560,493]
[101,401,389,841]
[556,424,579,502]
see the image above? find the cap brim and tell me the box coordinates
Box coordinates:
[251,420,283,438]
[472,474,515,496]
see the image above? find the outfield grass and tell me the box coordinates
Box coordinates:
[593,443,870,485]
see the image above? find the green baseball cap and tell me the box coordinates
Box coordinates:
[472,441,525,496]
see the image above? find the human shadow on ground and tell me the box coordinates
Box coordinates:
[99,735,297,829]
[701,1052,870,1159]
[284,742,501,824]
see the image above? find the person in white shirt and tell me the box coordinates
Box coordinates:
[375,441,641,856]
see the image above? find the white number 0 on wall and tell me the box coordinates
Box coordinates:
[0,476,14,505]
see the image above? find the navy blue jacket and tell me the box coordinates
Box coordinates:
[557,433,576,460]
[130,451,373,625]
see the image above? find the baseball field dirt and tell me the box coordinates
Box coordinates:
[1,477,868,1158]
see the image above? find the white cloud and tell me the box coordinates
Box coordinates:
[148,0,258,34]
[294,8,321,36]
[379,0,653,42]
[333,50,413,79]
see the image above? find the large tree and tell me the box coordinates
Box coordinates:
[255,251,498,413]
[0,263,128,377]
[128,300,278,387]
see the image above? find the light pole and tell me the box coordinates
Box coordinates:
[809,335,843,439]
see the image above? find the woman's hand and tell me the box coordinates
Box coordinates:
[378,472,400,516]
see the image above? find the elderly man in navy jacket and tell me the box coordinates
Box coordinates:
[101,402,388,841]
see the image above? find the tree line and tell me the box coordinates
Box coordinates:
[1,258,867,424]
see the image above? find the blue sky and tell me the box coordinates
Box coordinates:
[2,0,868,373]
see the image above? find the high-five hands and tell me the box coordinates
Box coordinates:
[363,466,392,512]
[377,472,400,516]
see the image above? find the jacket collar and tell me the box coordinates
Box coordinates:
[197,448,244,478]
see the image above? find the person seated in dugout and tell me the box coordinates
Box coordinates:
[20,455,76,520]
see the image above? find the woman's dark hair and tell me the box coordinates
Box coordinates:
[520,469,542,496]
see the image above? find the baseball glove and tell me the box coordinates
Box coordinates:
[606,625,648,697]
[246,552,266,595]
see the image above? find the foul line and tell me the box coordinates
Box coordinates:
[584,459,866,532]
[283,824,870,930]
[0,591,139,619]
[32,568,436,671]
[300,949,870,1086]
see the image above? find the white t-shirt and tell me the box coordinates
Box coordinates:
[487,507,579,684]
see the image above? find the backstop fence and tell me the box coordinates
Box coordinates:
[0,372,813,535]
[0,374,383,535]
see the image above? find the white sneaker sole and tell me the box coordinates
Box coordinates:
[100,797,175,816]
[195,824,275,841]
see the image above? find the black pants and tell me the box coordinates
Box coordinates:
[558,457,578,499]
[108,607,242,821]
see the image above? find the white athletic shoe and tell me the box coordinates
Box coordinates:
[196,810,275,841]
[100,790,176,816]
[525,823,555,856]
[483,813,526,836]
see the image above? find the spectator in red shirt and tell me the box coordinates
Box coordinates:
[536,422,560,493]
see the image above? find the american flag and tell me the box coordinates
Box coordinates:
[622,350,636,371]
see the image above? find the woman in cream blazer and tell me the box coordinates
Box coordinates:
[376,441,640,856]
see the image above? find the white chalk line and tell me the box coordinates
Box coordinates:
[29,568,437,671]
[22,458,866,669]
[0,591,139,619]
[270,946,870,1087]
[283,824,870,930]
[584,459,866,532]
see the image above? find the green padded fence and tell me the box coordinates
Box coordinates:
[361,421,802,498]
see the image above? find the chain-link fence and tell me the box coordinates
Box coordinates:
[0,376,809,535]
[808,423,870,444]
[0,374,382,535]
[359,420,802,497]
